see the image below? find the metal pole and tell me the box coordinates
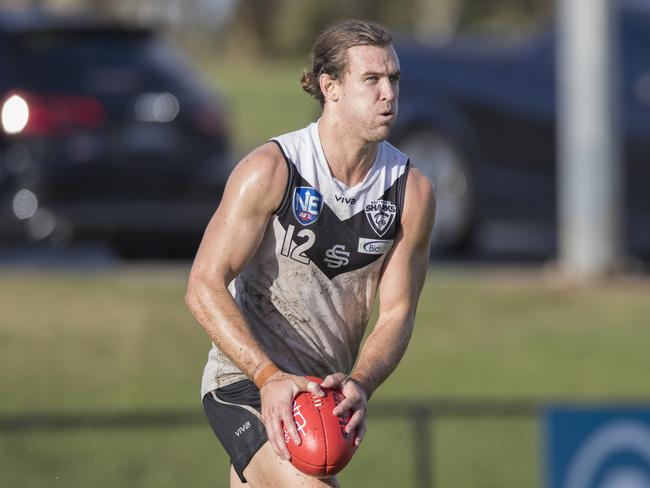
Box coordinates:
[557,0,623,280]
[413,408,433,488]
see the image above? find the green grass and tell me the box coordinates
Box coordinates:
[199,59,318,157]
[393,270,650,400]
[1,267,649,487]
[1,427,220,488]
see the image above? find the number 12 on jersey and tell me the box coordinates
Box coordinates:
[281,224,315,265]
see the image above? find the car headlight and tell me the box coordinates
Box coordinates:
[1,94,29,135]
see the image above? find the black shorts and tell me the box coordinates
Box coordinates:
[202,380,268,483]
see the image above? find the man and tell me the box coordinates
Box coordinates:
[186,19,435,487]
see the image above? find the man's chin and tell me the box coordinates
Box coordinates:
[368,126,392,143]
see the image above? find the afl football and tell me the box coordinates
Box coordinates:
[284,377,356,477]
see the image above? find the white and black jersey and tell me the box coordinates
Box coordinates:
[201,121,410,397]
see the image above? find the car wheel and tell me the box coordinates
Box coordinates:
[398,129,475,253]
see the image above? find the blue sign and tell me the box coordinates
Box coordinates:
[544,406,650,488]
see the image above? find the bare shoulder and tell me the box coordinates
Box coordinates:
[403,166,436,229]
[222,142,288,214]
[190,142,287,277]
[230,142,287,192]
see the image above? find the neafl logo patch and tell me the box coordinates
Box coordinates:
[293,187,323,225]
[365,199,396,237]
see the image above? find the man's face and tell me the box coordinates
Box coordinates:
[334,44,400,143]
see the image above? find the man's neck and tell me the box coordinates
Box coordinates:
[317,117,378,187]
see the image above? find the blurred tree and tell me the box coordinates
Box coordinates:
[270,0,363,58]
[459,0,553,35]
[254,0,425,58]
[223,0,553,59]
[224,0,280,57]
[7,0,554,57]
[413,0,465,41]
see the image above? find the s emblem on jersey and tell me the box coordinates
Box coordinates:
[358,238,393,255]
[293,187,323,225]
[324,244,350,268]
[365,199,396,237]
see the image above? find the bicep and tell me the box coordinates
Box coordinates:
[190,144,288,286]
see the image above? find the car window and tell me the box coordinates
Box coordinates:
[6,30,204,98]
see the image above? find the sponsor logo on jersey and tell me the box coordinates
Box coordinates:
[234,421,251,437]
[324,244,350,268]
[335,194,357,205]
[358,238,394,255]
[365,199,396,237]
[293,187,323,225]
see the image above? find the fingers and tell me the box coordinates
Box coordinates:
[302,373,369,449]
[328,377,367,445]
[292,375,325,397]
[321,372,347,389]
[333,376,368,416]
[282,409,301,446]
[353,416,367,447]
[345,406,365,434]
[305,379,325,397]
[263,411,292,461]
[332,395,356,417]
[260,373,301,461]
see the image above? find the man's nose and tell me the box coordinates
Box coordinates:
[380,79,396,102]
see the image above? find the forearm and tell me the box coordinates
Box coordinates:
[351,308,415,398]
[185,277,274,382]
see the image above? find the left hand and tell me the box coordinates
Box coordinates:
[321,372,368,447]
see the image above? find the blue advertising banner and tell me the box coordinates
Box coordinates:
[544,406,650,488]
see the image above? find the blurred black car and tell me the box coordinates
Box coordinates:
[392,0,650,257]
[0,9,230,257]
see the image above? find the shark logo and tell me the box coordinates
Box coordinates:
[365,199,396,237]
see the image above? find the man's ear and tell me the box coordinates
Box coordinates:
[319,73,339,103]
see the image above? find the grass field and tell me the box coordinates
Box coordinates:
[200,58,317,157]
[1,266,649,487]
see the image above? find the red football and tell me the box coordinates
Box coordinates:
[283,377,357,477]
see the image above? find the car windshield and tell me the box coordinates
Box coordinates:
[7,29,204,96]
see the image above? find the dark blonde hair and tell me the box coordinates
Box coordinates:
[300,19,394,106]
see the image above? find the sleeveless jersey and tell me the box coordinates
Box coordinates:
[201,121,410,397]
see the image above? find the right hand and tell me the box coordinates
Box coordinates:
[260,372,325,460]
[322,372,368,447]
